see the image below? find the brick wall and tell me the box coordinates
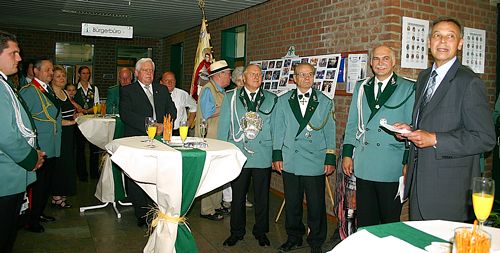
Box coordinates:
[162,0,497,218]
[4,28,162,97]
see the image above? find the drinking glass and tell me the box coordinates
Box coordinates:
[179,121,189,147]
[145,118,157,148]
[93,103,99,117]
[144,117,155,144]
[200,119,207,142]
[100,103,106,117]
[472,177,495,231]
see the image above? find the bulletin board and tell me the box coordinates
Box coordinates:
[250,53,341,99]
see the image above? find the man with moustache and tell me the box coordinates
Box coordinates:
[0,30,44,252]
[20,58,62,233]
[120,58,176,227]
[396,17,495,221]
[342,45,415,227]
[106,67,133,114]
[273,62,336,253]
[160,71,197,135]
[218,64,277,247]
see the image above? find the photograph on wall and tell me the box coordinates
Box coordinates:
[346,53,368,93]
[462,27,486,74]
[401,16,429,69]
[250,53,341,99]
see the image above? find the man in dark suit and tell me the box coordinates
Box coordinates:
[396,17,495,221]
[120,58,176,226]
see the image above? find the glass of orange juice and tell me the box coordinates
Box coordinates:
[472,177,495,231]
[93,103,99,117]
[179,121,189,147]
[100,102,106,117]
[145,117,156,148]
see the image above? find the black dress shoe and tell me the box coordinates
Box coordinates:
[26,223,45,233]
[200,213,224,221]
[255,234,270,247]
[278,239,303,252]
[222,234,243,246]
[39,214,55,222]
[215,207,231,215]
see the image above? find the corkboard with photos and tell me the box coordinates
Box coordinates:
[250,53,341,99]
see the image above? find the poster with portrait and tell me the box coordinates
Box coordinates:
[345,54,368,93]
[462,27,486,74]
[401,17,429,69]
[251,53,341,99]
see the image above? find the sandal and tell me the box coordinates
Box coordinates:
[200,213,224,221]
[51,196,71,209]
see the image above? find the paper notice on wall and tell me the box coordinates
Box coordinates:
[346,54,368,93]
[462,27,486,74]
[401,17,429,69]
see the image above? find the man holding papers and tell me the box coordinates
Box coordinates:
[342,45,415,227]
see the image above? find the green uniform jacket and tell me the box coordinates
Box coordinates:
[0,80,37,197]
[343,74,415,182]
[217,88,277,168]
[106,85,120,114]
[272,89,336,176]
[20,82,62,158]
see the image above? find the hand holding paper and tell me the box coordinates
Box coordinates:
[380,118,411,134]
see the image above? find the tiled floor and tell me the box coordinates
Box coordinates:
[13,179,338,253]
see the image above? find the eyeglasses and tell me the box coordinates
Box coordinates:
[246,72,261,78]
[140,68,154,73]
[296,72,314,78]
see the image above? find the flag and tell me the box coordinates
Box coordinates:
[190,18,213,101]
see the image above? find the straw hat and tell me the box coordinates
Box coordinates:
[209,60,232,77]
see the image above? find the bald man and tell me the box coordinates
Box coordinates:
[106,67,132,114]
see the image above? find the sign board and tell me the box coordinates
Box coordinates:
[81,23,133,39]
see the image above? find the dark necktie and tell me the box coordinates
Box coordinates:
[376,82,383,102]
[250,92,256,101]
[416,70,438,127]
[420,70,438,110]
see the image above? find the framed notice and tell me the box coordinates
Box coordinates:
[250,53,341,99]
[401,17,429,69]
[345,54,368,93]
[462,27,486,74]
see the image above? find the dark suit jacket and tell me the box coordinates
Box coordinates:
[404,60,495,221]
[120,81,176,137]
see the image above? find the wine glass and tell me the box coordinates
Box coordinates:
[179,121,189,147]
[144,117,154,142]
[200,119,207,142]
[145,118,157,148]
[93,103,99,117]
[472,177,495,231]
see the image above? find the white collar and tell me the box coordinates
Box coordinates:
[0,71,7,81]
[35,77,49,91]
[139,80,152,89]
[297,88,312,97]
[374,72,394,90]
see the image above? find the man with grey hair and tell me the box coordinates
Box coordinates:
[342,45,415,227]
[218,64,277,247]
[120,57,176,227]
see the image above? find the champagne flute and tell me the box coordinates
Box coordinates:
[472,177,495,231]
[200,119,207,142]
[179,121,189,147]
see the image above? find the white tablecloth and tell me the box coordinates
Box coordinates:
[106,136,246,253]
[76,115,121,202]
[329,220,500,253]
[76,115,116,149]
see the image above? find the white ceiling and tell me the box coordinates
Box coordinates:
[0,0,267,38]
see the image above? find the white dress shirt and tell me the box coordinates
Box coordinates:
[170,88,197,129]
[77,82,100,104]
[298,88,312,116]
